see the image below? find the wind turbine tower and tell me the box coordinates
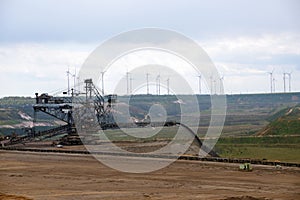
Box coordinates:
[167,78,170,95]
[287,72,292,92]
[209,75,213,94]
[101,71,106,96]
[268,70,274,93]
[213,79,217,95]
[126,72,130,95]
[283,73,287,93]
[198,75,201,94]
[156,75,161,95]
[219,76,224,94]
[146,73,150,95]
[273,77,276,93]
[130,76,133,94]
[66,67,71,95]
[71,68,76,95]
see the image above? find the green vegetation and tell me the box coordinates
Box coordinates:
[258,105,300,136]
[0,97,55,134]
[217,136,300,145]
[0,120,20,126]
[268,120,300,135]
[101,126,178,142]
[216,146,300,163]
[0,108,23,121]
[0,96,34,105]
[1,94,300,163]
[215,136,300,163]
[91,127,300,163]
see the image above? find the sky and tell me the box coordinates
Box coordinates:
[0,0,299,96]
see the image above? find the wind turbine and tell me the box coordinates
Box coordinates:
[283,72,287,93]
[130,76,133,95]
[126,71,131,95]
[146,73,150,95]
[287,72,292,92]
[166,78,170,95]
[209,75,213,94]
[219,76,224,94]
[158,75,161,95]
[72,67,76,93]
[198,75,202,94]
[268,69,274,93]
[273,77,276,93]
[100,71,106,96]
[66,67,72,95]
[156,74,161,95]
[213,79,217,95]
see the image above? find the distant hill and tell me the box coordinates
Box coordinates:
[257,105,300,136]
[0,96,34,105]
[0,97,62,135]
[1,93,300,136]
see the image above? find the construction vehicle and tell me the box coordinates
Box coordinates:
[239,163,253,171]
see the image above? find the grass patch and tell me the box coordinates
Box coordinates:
[98,128,300,163]
[0,120,20,126]
[216,145,300,163]
[215,136,300,163]
[217,136,300,145]
[101,126,178,142]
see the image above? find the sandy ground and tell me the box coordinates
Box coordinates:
[0,151,299,200]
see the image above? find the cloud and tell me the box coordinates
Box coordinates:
[0,43,94,97]
[200,32,300,72]
[1,32,300,97]
[1,0,299,42]
[199,33,300,93]
[202,32,300,59]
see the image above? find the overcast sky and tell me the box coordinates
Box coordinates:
[0,0,299,96]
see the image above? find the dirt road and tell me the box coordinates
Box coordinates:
[0,151,299,200]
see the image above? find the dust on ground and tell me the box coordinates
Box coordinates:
[0,192,33,200]
[0,151,299,200]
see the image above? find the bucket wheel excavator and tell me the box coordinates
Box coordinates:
[8,79,116,145]
[7,79,218,157]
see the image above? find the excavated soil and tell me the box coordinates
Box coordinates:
[0,193,33,200]
[0,151,299,200]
